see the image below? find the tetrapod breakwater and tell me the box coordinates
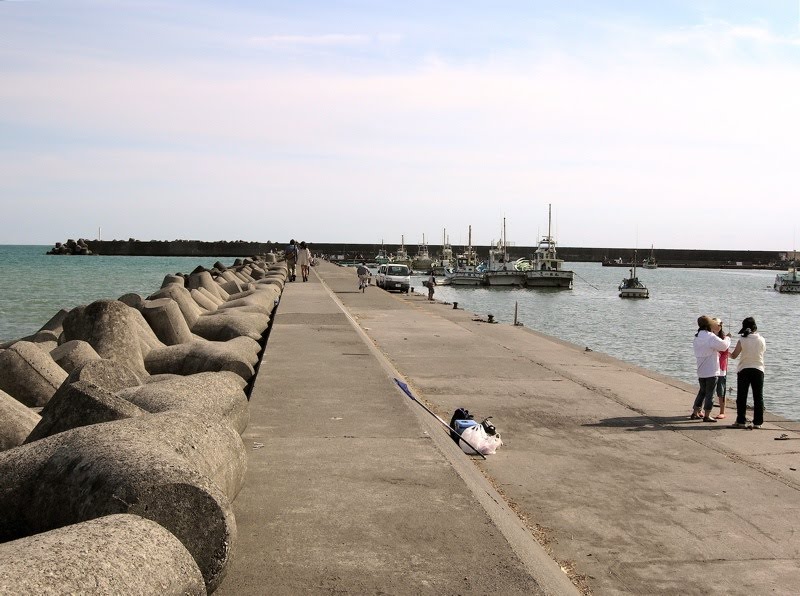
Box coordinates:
[0,252,284,594]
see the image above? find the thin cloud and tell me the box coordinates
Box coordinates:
[248,33,373,48]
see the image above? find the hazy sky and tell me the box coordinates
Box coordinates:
[2,1,798,250]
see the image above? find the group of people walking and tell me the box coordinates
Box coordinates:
[692,315,766,427]
[285,239,312,282]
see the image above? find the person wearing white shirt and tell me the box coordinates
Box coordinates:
[691,315,731,422]
[730,316,766,429]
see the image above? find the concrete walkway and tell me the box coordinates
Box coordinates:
[219,261,800,595]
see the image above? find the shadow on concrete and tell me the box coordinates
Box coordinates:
[584,415,739,432]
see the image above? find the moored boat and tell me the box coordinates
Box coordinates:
[524,204,574,289]
[431,229,454,276]
[642,245,658,269]
[375,241,390,265]
[411,234,433,272]
[484,218,526,286]
[774,261,800,293]
[619,252,649,298]
[393,235,412,268]
[446,225,485,286]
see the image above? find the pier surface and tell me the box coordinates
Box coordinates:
[218,260,800,595]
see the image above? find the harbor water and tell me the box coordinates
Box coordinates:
[0,245,796,421]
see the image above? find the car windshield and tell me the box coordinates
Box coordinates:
[387,266,408,275]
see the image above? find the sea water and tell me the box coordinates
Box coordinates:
[411,264,798,421]
[1,246,796,420]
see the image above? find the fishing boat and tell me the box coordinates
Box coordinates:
[774,261,800,293]
[375,241,390,265]
[393,235,412,268]
[411,234,433,272]
[431,229,454,276]
[446,225,485,286]
[619,251,649,298]
[484,218,526,286]
[642,245,658,269]
[524,204,574,289]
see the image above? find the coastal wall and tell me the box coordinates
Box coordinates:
[48,239,788,267]
[0,254,286,593]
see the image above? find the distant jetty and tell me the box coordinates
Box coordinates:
[46,239,791,270]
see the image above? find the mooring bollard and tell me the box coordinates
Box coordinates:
[453,302,458,309]
[487,314,495,323]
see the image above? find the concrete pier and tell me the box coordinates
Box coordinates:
[218,259,800,595]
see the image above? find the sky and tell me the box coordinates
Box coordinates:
[1,1,799,250]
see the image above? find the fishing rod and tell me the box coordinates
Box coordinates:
[393,378,487,459]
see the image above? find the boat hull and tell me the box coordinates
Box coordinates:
[485,271,526,286]
[619,288,649,298]
[524,271,573,288]
[447,272,485,286]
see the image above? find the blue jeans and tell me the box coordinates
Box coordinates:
[715,375,727,398]
[737,368,764,425]
[693,377,716,412]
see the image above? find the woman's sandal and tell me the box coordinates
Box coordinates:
[717,413,726,419]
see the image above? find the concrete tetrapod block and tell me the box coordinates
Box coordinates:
[190,310,270,342]
[188,271,229,302]
[162,273,185,287]
[197,286,226,306]
[0,410,245,592]
[218,279,245,296]
[0,514,206,595]
[62,301,161,380]
[117,371,249,435]
[149,284,206,328]
[24,380,147,443]
[0,388,40,451]
[63,359,145,393]
[141,297,196,346]
[0,341,68,407]
[49,340,102,374]
[144,340,257,380]
[38,308,70,334]
[191,288,220,312]
[117,292,146,311]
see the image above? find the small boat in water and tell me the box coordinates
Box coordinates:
[431,229,454,276]
[524,204,574,289]
[393,235,412,268]
[375,241,390,265]
[484,219,526,286]
[642,245,658,269]
[619,252,649,298]
[774,261,800,293]
[411,234,433,272]
[446,225,485,286]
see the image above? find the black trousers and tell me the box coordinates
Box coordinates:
[736,368,764,425]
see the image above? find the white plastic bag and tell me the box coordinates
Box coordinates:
[459,424,503,455]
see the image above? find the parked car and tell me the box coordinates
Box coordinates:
[377,264,411,293]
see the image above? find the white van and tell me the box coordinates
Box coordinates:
[377,264,411,293]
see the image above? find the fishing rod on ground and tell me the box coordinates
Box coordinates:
[393,378,487,460]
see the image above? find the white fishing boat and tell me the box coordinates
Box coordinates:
[446,225,485,286]
[431,229,454,276]
[524,204,574,289]
[774,261,800,293]
[393,235,412,267]
[642,245,658,269]
[411,234,433,272]
[375,241,390,265]
[619,252,649,298]
[484,218,526,286]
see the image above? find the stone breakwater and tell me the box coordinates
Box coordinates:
[0,253,283,594]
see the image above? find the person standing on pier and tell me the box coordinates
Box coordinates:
[297,241,311,282]
[427,272,436,301]
[729,317,766,429]
[691,316,731,422]
[713,318,731,419]
[285,239,297,282]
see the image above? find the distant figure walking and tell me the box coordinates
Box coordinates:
[297,241,311,282]
[356,262,370,292]
[691,315,730,422]
[285,239,298,282]
[427,273,436,301]
[713,318,731,419]
[730,317,766,429]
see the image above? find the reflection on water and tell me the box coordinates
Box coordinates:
[415,263,798,421]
